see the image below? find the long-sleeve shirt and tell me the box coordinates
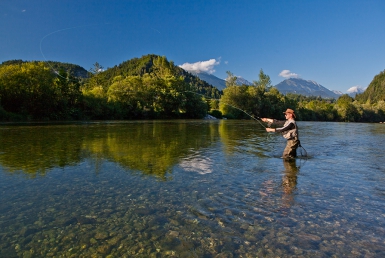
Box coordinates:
[270,119,298,140]
[274,119,296,133]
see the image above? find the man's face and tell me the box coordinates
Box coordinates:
[285,113,292,119]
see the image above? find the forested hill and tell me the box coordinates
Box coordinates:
[0,60,88,78]
[1,56,221,98]
[356,69,385,103]
[89,54,221,98]
[1,56,384,122]
[0,55,221,121]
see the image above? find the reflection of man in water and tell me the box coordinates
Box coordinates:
[262,108,300,159]
[281,159,299,208]
[282,159,298,194]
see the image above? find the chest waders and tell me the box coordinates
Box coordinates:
[281,120,300,159]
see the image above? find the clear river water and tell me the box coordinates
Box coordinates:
[0,120,384,257]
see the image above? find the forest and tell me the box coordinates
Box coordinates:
[0,55,384,122]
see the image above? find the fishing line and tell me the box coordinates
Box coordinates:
[298,142,308,158]
[106,87,309,160]
[183,90,267,129]
[106,86,268,128]
[39,25,265,130]
[296,148,308,168]
[99,87,311,156]
[39,23,110,80]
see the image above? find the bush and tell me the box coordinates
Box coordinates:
[209,109,222,119]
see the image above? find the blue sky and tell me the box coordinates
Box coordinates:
[1,0,384,93]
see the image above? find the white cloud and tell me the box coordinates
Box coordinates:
[22,10,26,12]
[279,70,299,78]
[179,58,220,74]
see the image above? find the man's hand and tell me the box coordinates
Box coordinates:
[261,118,273,123]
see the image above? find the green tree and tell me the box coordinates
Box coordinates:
[335,94,359,121]
[107,75,148,118]
[53,69,83,119]
[356,69,385,104]
[253,69,272,89]
[225,71,238,88]
[0,62,57,119]
[89,62,104,75]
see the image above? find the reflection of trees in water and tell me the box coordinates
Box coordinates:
[0,121,278,179]
[218,120,267,157]
[0,122,220,178]
[85,122,219,179]
[0,126,87,177]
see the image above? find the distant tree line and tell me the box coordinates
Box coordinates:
[0,57,210,120]
[0,55,384,122]
[216,70,385,122]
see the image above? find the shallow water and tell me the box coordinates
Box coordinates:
[0,120,384,257]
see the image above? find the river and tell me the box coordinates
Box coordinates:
[0,120,384,257]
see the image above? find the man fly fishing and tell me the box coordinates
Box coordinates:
[261,108,300,159]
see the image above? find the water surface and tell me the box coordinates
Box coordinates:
[0,120,384,257]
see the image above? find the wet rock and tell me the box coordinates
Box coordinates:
[175,240,195,252]
[215,251,234,258]
[298,233,322,241]
[167,230,179,238]
[162,236,181,250]
[22,250,33,258]
[149,216,168,227]
[76,216,97,225]
[170,219,179,226]
[19,227,38,237]
[79,232,94,245]
[61,217,78,226]
[95,231,109,240]
[135,207,155,215]
[107,236,121,246]
[240,223,249,230]
[97,244,112,254]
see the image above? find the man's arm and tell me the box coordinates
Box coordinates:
[275,123,295,133]
[261,118,285,126]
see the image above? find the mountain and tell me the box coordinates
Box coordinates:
[188,71,226,90]
[347,86,366,97]
[187,71,252,90]
[90,54,221,98]
[332,90,344,95]
[235,77,253,86]
[274,78,339,99]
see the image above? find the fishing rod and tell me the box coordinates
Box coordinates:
[105,87,267,128]
[183,90,267,129]
[107,87,310,159]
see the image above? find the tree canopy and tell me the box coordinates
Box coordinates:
[0,55,384,122]
[356,70,385,104]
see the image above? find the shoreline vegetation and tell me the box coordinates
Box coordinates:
[1,55,384,123]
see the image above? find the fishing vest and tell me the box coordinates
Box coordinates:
[282,119,298,140]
